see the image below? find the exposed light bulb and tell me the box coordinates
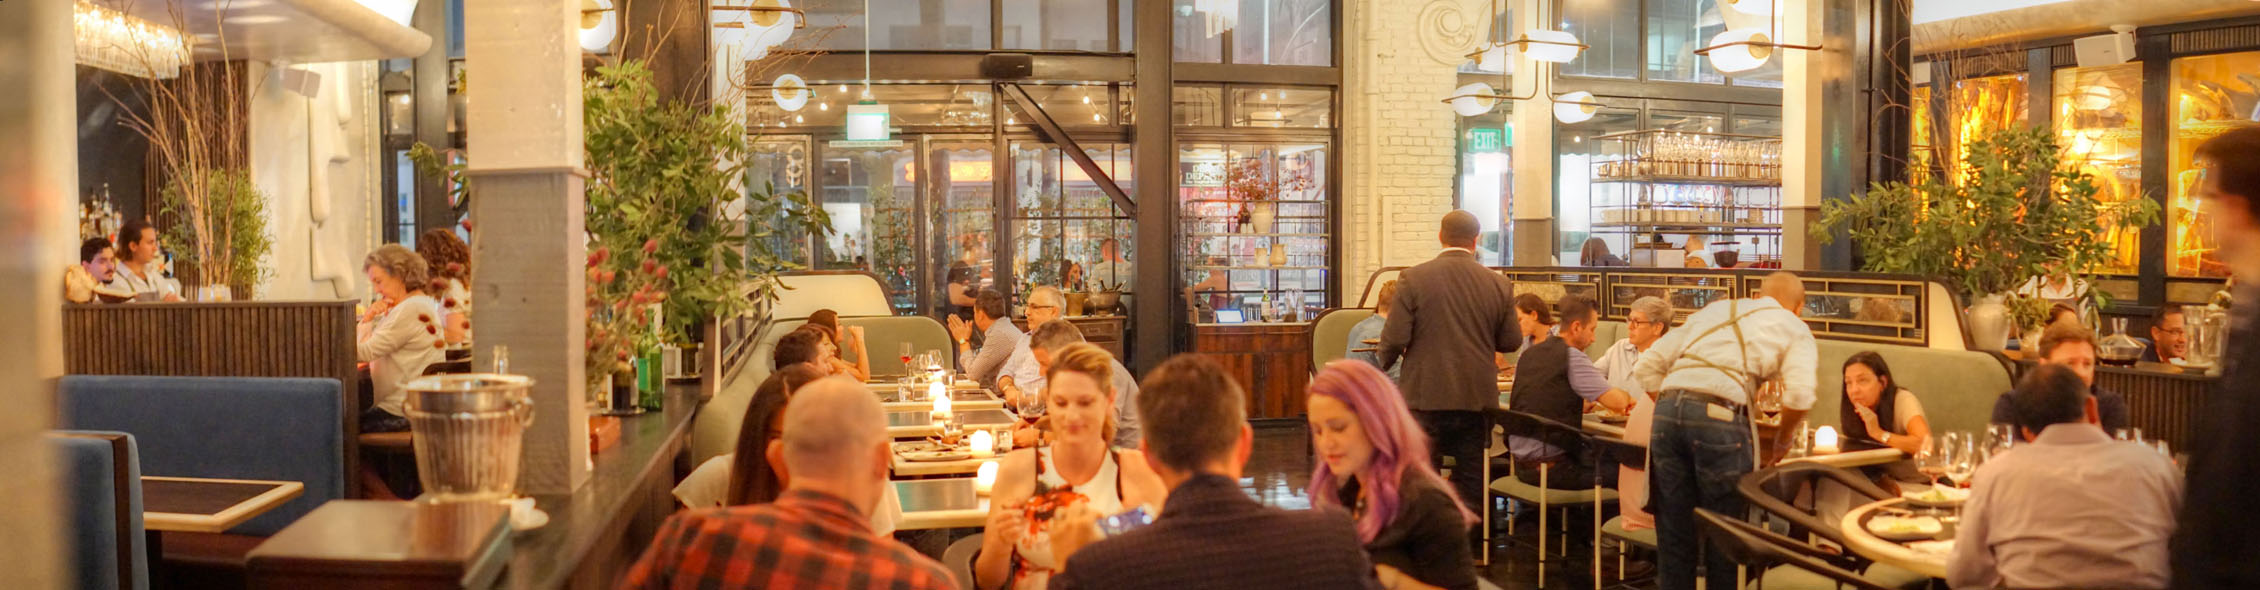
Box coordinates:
[819,102,829,111]
[1082,95,1091,104]
[795,114,804,123]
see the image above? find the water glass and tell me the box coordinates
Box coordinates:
[2114,428,2145,443]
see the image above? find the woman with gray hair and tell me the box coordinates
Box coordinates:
[357,243,445,435]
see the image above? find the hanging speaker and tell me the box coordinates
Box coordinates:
[2074,25,2137,68]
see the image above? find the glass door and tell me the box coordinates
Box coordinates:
[819,140,920,312]
[925,136,998,320]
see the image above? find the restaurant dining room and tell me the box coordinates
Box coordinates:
[11,0,2260,589]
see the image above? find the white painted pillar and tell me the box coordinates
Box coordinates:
[1780,0,1827,269]
[1509,0,1558,266]
[0,0,74,584]
[464,0,592,494]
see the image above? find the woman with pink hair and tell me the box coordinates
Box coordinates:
[1307,360,1480,590]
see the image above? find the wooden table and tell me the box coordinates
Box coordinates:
[142,476,306,533]
[895,478,990,531]
[247,500,512,590]
[875,385,1006,412]
[887,408,1020,439]
[892,443,1001,478]
[1841,498,1951,579]
[1787,447,1906,469]
[1581,414,1628,439]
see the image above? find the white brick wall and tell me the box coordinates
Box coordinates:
[1339,0,1475,300]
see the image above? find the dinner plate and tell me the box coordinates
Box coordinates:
[1900,484,1969,509]
[898,441,954,453]
[1865,514,1943,542]
[901,450,974,462]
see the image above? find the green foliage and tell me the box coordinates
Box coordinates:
[406,142,470,217]
[1812,127,2162,300]
[158,168,272,293]
[2006,294,2053,333]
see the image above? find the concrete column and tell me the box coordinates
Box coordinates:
[464,0,592,494]
[1509,0,1558,266]
[1780,0,1862,270]
[0,0,73,585]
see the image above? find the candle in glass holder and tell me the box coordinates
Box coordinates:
[928,382,946,402]
[969,429,995,457]
[975,461,999,495]
[1814,425,1841,455]
[931,394,954,424]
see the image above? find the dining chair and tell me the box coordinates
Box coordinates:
[943,533,984,590]
[1694,507,1894,590]
[1487,407,1616,589]
[1738,463,1931,590]
[1590,436,1653,589]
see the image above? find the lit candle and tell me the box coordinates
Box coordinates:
[1815,425,1841,455]
[975,461,999,495]
[928,382,946,402]
[969,429,995,457]
[931,394,953,424]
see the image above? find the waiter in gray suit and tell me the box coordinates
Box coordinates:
[1378,210,1521,531]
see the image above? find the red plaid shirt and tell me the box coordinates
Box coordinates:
[620,489,956,590]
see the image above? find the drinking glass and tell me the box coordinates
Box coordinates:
[1945,436,1977,488]
[898,342,914,373]
[1020,393,1048,427]
[1918,435,1950,488]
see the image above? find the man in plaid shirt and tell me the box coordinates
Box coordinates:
[621,377,955,590]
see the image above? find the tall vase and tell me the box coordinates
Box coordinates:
[1250,200,1276,234]
[1967,294,2012,351]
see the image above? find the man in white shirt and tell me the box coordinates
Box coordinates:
[1633,272,1817,590]
[1951,364,2180,589]
[998,286,1066,407]
[1593,296,1671,396]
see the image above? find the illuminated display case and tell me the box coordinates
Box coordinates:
[2052,64,2144,275]
[1950,74,2029,182]
[1911,84,1937,181]
[2168,51,2260,278]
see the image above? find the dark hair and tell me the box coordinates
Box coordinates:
[2195,126,2260,220]
[1136,354,1246,473]
[1838,351,1906,446]
[725,364,830,506]
[974,288,1008,321]
[1556,294,1597,326]
[2010,363,2090,434]
[416,229,471,281]
[1440,211,1481,246]
[80,238,114,263]
[1513,293,1554,326]
[2049,303,2080,326]
[116,219,156,263]
[807,309,842,340]
[773,326,827,369]
[1578,237,1615,267]
[2153,305,2184,326]
[2036,319,2098,359]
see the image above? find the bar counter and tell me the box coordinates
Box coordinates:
[2000,350,2214,447]
[494,385,701,590]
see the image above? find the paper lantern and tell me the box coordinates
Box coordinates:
[1522,29,1583,64]
[772,73,810,112]
[1449,82,1498,117]
[1706,29,1774,73]
[1554,91,1599,124]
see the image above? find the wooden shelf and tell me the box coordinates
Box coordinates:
[1186,232,1330,238]
[1592,175,1783,188]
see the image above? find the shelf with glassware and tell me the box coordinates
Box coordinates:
[1586,130,1784,260]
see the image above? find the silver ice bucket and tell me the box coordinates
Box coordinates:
[404,373,537,502]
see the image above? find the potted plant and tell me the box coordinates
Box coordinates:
[156,168,273,300]
[2006,294,2053,349]
[1812,127,2159,350]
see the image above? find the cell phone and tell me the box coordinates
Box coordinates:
[1097,506,1153,537]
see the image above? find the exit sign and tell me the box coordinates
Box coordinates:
[1468,127,1504,153]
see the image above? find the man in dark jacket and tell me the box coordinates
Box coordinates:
[1049,355,1383,590]
[2172,126,2260,590]
[1378,210,1521,522]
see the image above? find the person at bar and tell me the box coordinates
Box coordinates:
[973,343,1166,590]
[356,244,445,435]
[1343,280,1400,381]
[997,286,1066,407]
[1024,320,1141,449]
[65,237,132,304]
[1307,360,1479,590]
[1633,271,1816,590]
[2142,305,2186,364]
[1047,355,1383,590]
[1578,237,1628,267]
[417,228,472,346]
[806,309,870,381]
[1377,210,1522,541]
[950,288,1023,388]
[106,219,183,302]
[1989,320,2130,438]
[2173,126,2260,590]
[1950,364,2179,590]
[621,377,954,590]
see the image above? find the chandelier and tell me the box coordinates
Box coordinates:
[74,1,188,79]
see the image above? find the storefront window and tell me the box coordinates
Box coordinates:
[1646,0,1723,84]
[1179,142,1332,321]
[804,0,992,50]
[1002,0,1118,51]
[1175,0,1332,65]
[1229,86,1331,128]
[1175,85,1225,126]
[747,84,997,129]
[1911,84,1937,181]
[1011,142,1135,294]
[2053,63,2143,275]
[2168,51,2259,278]
[1560,0,1640,79]
[928,139,998,316]
[747,136,814,268]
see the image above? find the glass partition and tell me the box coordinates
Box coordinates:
[1179,142,1333,323]
[747,136,815,267]
[928,139,998,317]
[2052,63,2143,275]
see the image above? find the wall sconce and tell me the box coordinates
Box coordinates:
[713,0,805,60]
[1552,91,1601,124]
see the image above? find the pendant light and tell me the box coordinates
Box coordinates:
[579,0,617,53]
[1694,0,1818,73]
[1553,91,1600,124]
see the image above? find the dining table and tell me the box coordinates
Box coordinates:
[893,477,990,531]
[877,387,1007,412]
[142,475,306,533]
[1840,497,1953,579]
[887,408,1021,439]
[892,441,1003,477]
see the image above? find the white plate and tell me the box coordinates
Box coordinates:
[1866,514,1943,542]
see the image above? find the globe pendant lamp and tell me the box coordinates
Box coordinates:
[1520,29,1584,63]
[579,0,618,53]
[1553,91,1599,124]
[771,73,810,111]
[1450,82,1500,117]
[1706,29,1774,73]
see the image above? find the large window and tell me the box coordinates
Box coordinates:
[1645,0,1722,84]
[820,143,922,311]
[1174,0,1333,66]
[1458,108,1515,265]
[2053,63,2143,276]
[804,0,993,50]
[1555,107,1641,264]
[1002,0,1120,51]
[1011,142,1135,293]
[2168,51,2260,278]
[1560,0,1640,79]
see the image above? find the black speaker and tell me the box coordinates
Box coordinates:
[981,53,1034,79]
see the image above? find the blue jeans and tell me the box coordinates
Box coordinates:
[1650,393,1754,590]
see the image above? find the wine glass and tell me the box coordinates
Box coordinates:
[1918,435,1950,489]
[898,342,914,373]
[1945,435,1977,489]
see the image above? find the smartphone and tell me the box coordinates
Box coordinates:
[1097,506,1154,537]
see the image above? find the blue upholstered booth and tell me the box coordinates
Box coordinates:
[58,376,345,536]
[54,430,149,590]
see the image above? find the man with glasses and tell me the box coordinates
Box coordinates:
[1594,296,1672,398]
[997,286,1067,408]
[2142,306,2186,364]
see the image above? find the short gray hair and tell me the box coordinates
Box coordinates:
[364,244,430,293]
[1030,286,1066,309]
[1029,319,1086,351]
[779,376,887,479]
[1629,296,1672,329]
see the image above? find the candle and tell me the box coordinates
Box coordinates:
[1815,425,1841,455]
[975,461,999,495]
[969,429,995,457]
[931,394,953,424]
[927,382,946,402]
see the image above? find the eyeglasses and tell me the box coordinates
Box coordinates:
[1628,318,1659,328]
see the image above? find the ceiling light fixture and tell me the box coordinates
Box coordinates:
[711,0,802,60]
[579,0,617,53]
[74,1,187,79]
[771,73,810,111]
[1694,0,1819,73]
[1553,91,1600,124]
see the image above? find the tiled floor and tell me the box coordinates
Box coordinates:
[1241,422,1657,590]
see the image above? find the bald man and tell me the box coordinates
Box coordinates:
[1376,210,1521,549]
[1632,271,1817,590]
[622,377,954,590]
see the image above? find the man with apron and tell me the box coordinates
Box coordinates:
[1633,272,1819,590]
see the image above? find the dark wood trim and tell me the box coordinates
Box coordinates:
[410,0,452,239]
[1190,324,1314,420]
[617,0,710,104]
[2138,32,2172,309]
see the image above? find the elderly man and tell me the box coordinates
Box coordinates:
[2174,126,2260,590]
[949,288,1023,389]
[1594,296,1671,397]
[1634,272,1817,590]
[622,377,954,590]
[1952,364,2180,589]
[998,285,1066,407]
[1025,319,1142,448]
